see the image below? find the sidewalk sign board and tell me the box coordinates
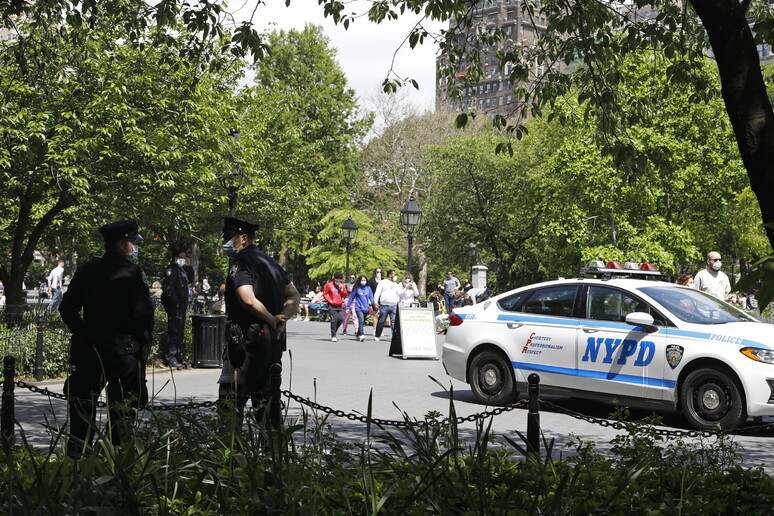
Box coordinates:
[388,305,438,359]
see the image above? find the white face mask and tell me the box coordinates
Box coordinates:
[712,260,722,271]
[360,280,367,286]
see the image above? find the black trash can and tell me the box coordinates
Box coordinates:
[191,314,227,368]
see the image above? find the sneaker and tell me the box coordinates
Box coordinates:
[304,317,310,321]
[168,359,183,370]
[342,330,347,335]
[331,336,338,342]
[359,335,365,342]
[181,360,192,369]
[374,336,380,342]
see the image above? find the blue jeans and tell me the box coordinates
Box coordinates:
[355,310,367,337]
[376,304,396,338]
[443,293,455,313]
[47,288,62,312]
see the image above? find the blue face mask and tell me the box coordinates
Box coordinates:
[222,239,239,258]
[176,258,186,267]
[129,244,139,261]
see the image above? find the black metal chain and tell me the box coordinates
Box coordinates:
[0,329,36,341]
[539,399,774,437]
[9,379,774,435]
[281,389,529,428]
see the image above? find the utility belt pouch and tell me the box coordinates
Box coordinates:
[225,320,247,368]
[258,324,287,352]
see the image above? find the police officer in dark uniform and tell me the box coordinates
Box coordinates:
[217,217,300,426]
[59,219,154,457]
[162,249,190,369]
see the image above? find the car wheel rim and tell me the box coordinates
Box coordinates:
[693,378,730,421]
[702,389,721,411]
[484,368,498,387]
[479,363,503,395]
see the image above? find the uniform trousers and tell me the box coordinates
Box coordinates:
[163,300,187,363]
[65,334,148,456]
[218,324,284,428]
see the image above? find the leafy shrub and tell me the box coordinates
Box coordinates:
[2,398,774,514]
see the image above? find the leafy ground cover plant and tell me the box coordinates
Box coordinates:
[2,396,774,514]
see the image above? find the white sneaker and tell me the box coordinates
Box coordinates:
[331,336,338,342]
[374,336,380,342]
[304,317,310,321]
[359,335,364,342]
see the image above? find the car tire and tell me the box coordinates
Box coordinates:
[468,350,518,406]
[680,367,746,431]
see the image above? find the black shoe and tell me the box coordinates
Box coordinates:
[168,359,183,370]
[181,360,192,369]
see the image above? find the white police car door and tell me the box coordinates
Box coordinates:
[576,285,666,398]
[501,284,581,387]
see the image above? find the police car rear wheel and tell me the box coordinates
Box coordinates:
[469,351,517,406]
[680,368,746,431]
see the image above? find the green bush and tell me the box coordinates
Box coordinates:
[2,399,774,514]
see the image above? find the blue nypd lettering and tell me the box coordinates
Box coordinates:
[582,337,655,366]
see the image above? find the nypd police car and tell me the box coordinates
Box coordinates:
[441,262,774,430]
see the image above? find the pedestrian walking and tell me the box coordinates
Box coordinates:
[373,269,400,341]
[323,272,348,341]
[346,275,374,342]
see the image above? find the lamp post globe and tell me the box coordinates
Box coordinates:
[400,195,422,278]
[341,216,358,280]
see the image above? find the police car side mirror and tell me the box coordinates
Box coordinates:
[625,312,658,333]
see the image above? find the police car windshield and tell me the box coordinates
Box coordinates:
[638,286,755,325]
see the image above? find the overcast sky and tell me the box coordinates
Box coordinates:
[235,0,445,111]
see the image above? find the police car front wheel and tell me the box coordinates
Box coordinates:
[469,350,518,406]
[680,367,746,431]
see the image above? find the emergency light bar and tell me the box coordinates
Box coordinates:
[579,260,668,281]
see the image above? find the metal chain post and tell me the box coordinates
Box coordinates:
[269,363,282,429]
[2,355,16,449]
[35,314,45,381]
[527,373,540,454]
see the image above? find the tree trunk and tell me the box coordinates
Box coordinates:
[691,0,774,250]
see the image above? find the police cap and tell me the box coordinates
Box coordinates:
[221,217,259,241]
[99,219,143,244]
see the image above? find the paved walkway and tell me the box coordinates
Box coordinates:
[10,318,774,471]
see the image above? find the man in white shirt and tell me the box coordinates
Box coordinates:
[693,251,732,301]
[373,269,400,341]
[47,260,65,312]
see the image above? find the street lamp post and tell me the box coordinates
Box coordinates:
[400,195,422,277]
[341,216,359,280]
[221,128,242,217]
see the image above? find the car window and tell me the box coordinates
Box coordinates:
[520,286,579,317]
[639,286,755,324]
[498,291,528,312]
[587,286,648,322]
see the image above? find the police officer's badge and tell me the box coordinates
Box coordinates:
[666,344,684,370]
[229,263,239,279]
[165,268,172,276]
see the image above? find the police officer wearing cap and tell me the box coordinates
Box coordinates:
[59,219,154,457]
[162,249,191,369]
[218,217,300,426]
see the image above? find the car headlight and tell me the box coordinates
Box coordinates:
[740,347,774,364]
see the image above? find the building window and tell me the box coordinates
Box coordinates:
[499,96,504,106]
[486,98,491,107]
[507,94,512,103]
